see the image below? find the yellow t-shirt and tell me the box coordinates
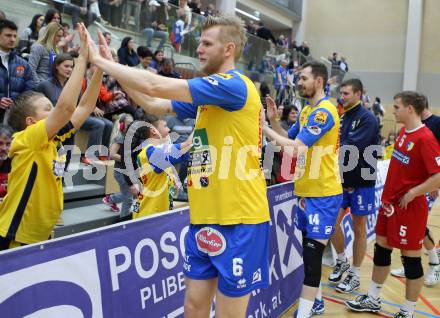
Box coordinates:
[133,144,172,219]
[172,71,270,225]
[0,119,75,244]
[288,99,342,197]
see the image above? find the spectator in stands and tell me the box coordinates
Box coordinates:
[79,64,115,164]
[39,9,62,38]
[372,96,385,133]
[179,0,193,26]
[340,56,348,72]
[141,0,169,50]
[158,58,181,78]
[60,23,78,54]
[246,20,257,35]
[0,19,35,123]
[137,46,156,72]
[0,10,5,21]
[52,0,97,28]
[279,104,298,131]
[150,49,164,72]
[188,0,202,14]
[29,22,64,85]
[36,53,73,106]
[298,41,310,56]
[275,59,288,106]
[362,89,371,109]
[103,113,135,215]
[259,81,271,109]
[117,37,140,67]
[0,124,12,202]
[329,52,340,67]
[100,0,124,27]
[277,34,289,49]
[256,21,276,45]
[290,39,298,51]
[95,67,138,119]
[103,31,112,46]
[18,14,44,57]
[36,53,75,169]
[204,3,215,17]
[171,9,187,53]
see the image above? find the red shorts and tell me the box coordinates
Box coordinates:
[375,198,428,250]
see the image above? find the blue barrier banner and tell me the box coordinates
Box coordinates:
[0,183,303,318]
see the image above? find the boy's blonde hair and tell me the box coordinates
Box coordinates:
[202,14,247,62]
[38,22,63,51]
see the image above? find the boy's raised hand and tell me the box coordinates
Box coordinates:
[97,30,113,61]
[76,23,89,60]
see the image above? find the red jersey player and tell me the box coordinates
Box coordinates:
[346,91,440,318]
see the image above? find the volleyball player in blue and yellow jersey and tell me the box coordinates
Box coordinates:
[0,24,105,250]
[264,61,343,318]
[131,114,192,219]
[87,15,269,317]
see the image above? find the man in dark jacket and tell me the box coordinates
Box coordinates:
[0,20,34,123]
[328,78,380,296]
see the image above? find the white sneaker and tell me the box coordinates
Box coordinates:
[424,263,440,286]
[390,267,405,278]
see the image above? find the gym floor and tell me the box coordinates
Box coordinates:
[281,201,440,318]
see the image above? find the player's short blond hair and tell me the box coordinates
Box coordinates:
[202,14,247,62]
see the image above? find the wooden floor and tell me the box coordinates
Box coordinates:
[281,201,440,318]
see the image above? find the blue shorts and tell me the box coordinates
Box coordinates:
[341,187,376,216]
[184,223,269,297]
[295,195,342,239]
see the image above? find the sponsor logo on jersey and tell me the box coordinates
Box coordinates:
[392,149,410,165]
[195,227,226,256]
[307,125,321,135]
[252,268,262,284]
[382,203,395,217]
[314,111,328,125]
[436,156,440,166]
[406,141,414,151]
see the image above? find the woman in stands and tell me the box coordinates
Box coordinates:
[150,49,164,72]
[117,37,140,67]
[28,22,64,85]
[38,8,61,38]
[18,14,44,57]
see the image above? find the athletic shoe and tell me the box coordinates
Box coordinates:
[424,263,440,286]
[329,259,350,283]
[393,309,413,318]
[293,298,325,317]
[390,267,405,278]
[346,294,381,313]
[336,272,360,293]
[103,195,120,212]
[311,298,325,315]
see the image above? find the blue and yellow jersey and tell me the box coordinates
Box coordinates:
[172,70,269,225]
[0,119,75,244]
[288,98,342,197]
[133,143,188,219]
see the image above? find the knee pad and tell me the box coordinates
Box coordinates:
[373,243,392,267]
[401,256,423,280]
[425,227,435,246]
[302,238,325,288]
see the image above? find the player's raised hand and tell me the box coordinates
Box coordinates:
[76,23,89,60]
[266,95,278,121]
[97,30,113,61]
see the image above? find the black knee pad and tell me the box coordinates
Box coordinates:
[373,243,392,267]
[302,238,325,288]
[401,256,424,280]
[425,227,435,246]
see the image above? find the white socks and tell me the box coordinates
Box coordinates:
[297,298,314,318]
[350,266,360,277]
[428,248,439,265]
[316,284,322,301]
[337,252,347,262]
[367,281,382,300]
[401,299,416,315]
